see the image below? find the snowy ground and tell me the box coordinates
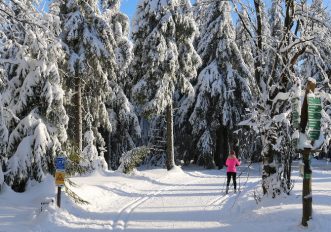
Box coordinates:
[0,159,330,232]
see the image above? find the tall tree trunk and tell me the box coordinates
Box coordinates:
[262,142,277,195]
[284,150,292,191]
[215,125,229,169]
[166,102,175,170]
[254,0,263,90]
[261,118,280,195]
[253,0,278,195]
[73,77,83,154]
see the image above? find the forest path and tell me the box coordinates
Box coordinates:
[63,163,260,232]
[0,162,260,232]
[1,160,331,232]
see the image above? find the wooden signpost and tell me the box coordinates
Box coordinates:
[307,96,322,140]
[298,79,322,227]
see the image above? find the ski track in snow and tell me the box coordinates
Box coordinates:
[2,161,330,232]
[113,185,177,231]
[112,166,259,231]
[49,165,258,231]
[113,171,228,231]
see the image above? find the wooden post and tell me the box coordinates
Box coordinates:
[57,186,61,208]
[301,148,312,226]
[300,79,315,227]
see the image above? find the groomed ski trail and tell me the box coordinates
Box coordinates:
[31,164,260,232]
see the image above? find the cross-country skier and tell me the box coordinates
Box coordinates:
[225,150,241,194]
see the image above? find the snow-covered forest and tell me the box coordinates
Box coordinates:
[1,0,331,231]
[1,0,331,206]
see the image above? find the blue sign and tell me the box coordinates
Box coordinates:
[55,157,66,171]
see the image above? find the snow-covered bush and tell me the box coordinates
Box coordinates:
[117,146,150,174]
[81,130,107,171]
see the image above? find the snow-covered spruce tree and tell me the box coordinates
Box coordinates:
[80,109,107,169]
[131,0,201,170]
[0,95,4,191]
[0,0,68,191]
[235,10,255,75]
[107,84,141,169]
[177,1,254,168]
[0,22,7,191]
[53,0,114,170]
[100,0,141,170]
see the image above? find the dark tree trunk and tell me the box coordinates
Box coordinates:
[284,151,292,191]
[215,125,229,169]
[166,102,175,170]
[73,77,82,154]
[254,0,263,90]
[262,143,277,195]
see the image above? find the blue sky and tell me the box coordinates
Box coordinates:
[119,0,139,20]
[120,0,137,16]
[120,0,330,21]
[40,0,330,21]
[120,0,196,20]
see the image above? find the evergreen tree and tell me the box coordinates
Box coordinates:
[53,0,114,169]
[0,0,68,191]
[0,94,5,191]
[131,0,201,170]
[235,10,255,75]
[101,0,141,170]
[178,1,254,168]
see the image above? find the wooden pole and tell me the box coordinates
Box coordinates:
[57,186,61,208]
[301,148,312,226]
[300,80,315,226]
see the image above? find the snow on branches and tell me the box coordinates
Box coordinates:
[0,0,68,191]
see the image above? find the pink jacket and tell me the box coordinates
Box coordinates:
[225,156,240,173]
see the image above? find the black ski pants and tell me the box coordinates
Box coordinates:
[226,172,237,190]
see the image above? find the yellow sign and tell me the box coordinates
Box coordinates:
[55,171,65,186]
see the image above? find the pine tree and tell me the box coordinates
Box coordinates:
[101,0,141,170]
[178,1,254,168]
[131,0,201,170]
[0,0,68,191]
[0,93,5,191]
[53,0,114,170]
